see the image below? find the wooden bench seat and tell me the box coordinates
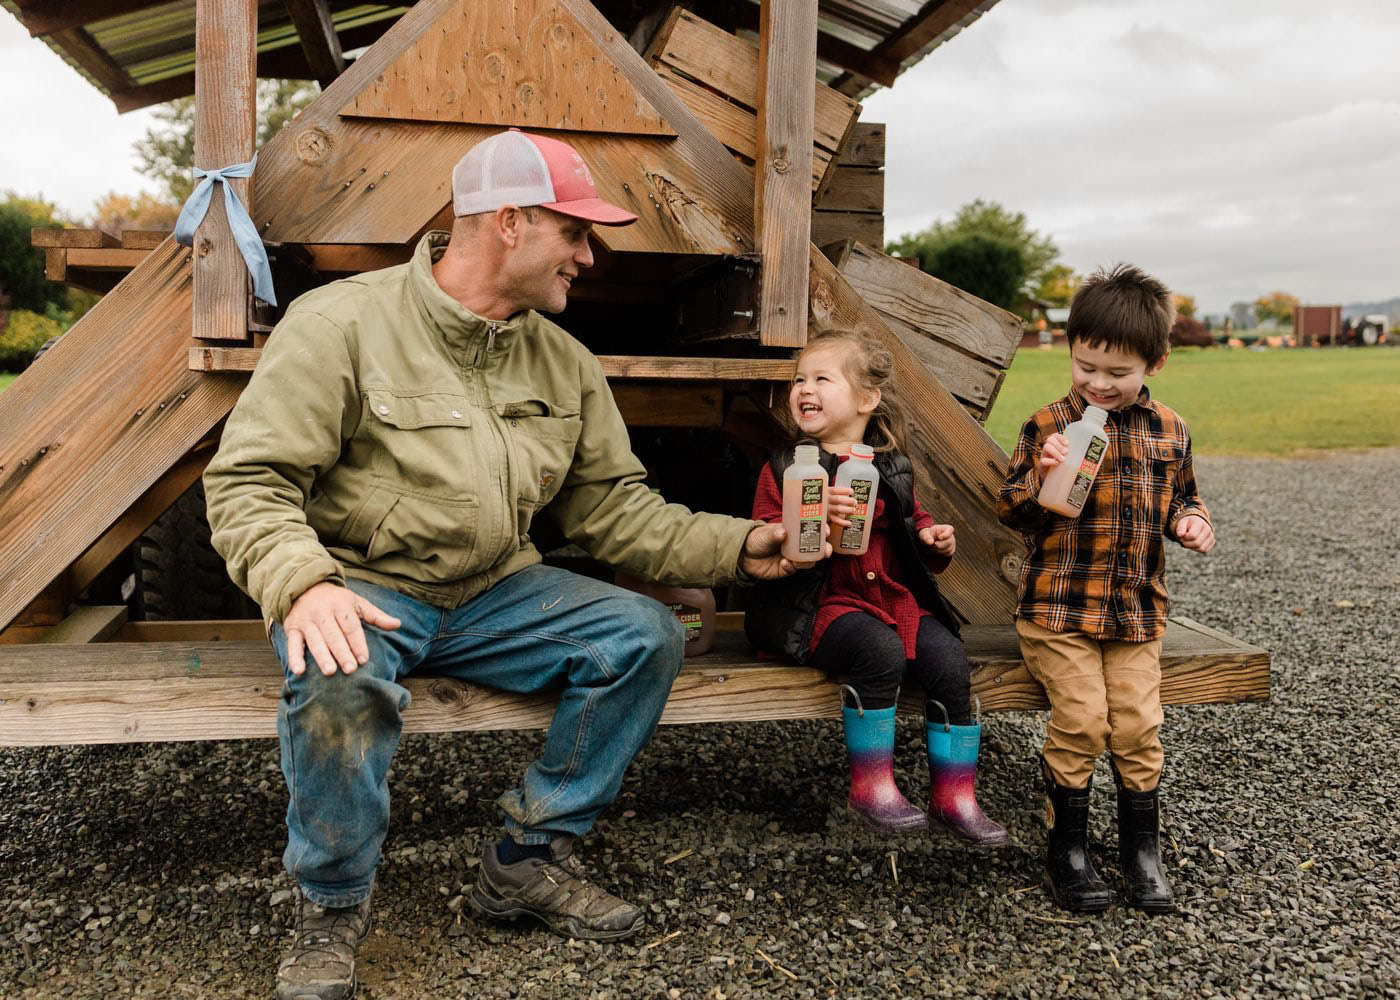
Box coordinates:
[0,615,1268,747]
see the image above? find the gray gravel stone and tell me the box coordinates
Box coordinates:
[0,450,1397,998]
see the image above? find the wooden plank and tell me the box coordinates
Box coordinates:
[876,309,1007,416]
[653,67,833,190]
[49,27,134,96]
[39,606,129,645]
[342,0,674,136]
[612,382,723,427]
[833,0,990,97]
[61,248,151,271]
[651,10,858,154]
[0,620,1269,746]
[810,209,883,249]
[809,246,1022,623]
[596,356,794,380]
[837,123,885,169]
[43,247,66,282]
[285,0,345,86]
[0,238,246,633]
[728,3,900,89]
[755,0,817,349]
[189,346,261,372]
[121,230,171,250]
[816,166,884,214]
[112,620,265,643]
[836,240,1022,368]
[31,228,119,249]
[67,440,214,595]
[305,244,411,274]
[15,0,157,37]
[192,0,257,340]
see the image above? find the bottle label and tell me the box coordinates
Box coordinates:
[1065,437,1107,509]
[798,477,824,553]
[668,602,703,644]
[838,478,873,550]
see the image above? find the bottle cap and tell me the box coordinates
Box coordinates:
[1083,405,1108,425]
[849,443,874,460]
[794,444,820,464]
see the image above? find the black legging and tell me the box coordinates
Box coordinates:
[809,611,973,723]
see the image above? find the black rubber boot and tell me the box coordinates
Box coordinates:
[1041,757,1112,912]
[1113,764,1176,913]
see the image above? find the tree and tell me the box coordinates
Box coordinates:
[0,192,69,314]
[1172,293,1197,320]
[1034,263,1080,308]
[134,80,319,203]
[91,191,180,233]
[921,233,1027,311]
[1254,291,1300,326]
[888,199,1060,306]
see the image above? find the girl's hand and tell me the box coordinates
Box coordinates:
[826,485,856,529]
[1176,514,1215,553]
[1038,433,1069,476]
[919,523,956,558]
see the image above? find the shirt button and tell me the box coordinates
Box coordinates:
[376,404,389,415]
[865,571,876,581]
[1118,550,1128,563]
[1121,507,1132,520]
[451,409,462,419]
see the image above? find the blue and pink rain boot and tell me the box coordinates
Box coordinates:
[841,689,927,833]
[926,701,1010,847]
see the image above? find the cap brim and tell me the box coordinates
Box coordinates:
[542,197,638,226]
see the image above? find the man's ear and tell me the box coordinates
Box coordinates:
[1148,350,1170,377]
[496,204,525,248]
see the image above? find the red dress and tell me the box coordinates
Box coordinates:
[752,459,948,660]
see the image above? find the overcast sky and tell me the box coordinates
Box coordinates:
[3,1,1398,315]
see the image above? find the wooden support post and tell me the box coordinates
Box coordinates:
[285,0,345,86]
[754,0,817,348]
[192,0,257,342]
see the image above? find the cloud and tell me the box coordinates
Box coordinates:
[866,0,1400,312]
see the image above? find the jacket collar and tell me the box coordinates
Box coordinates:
[408,231,533,354]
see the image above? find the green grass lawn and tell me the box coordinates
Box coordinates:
[0,374,14,393]
[984,345,1400,457]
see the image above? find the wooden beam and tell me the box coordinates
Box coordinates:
[16,0,160,37]
[730,4,900,87]
[755,0,817,348]
[611,382,724,427]
[191,0,258,342]
[284,0,345,86]
[38,606,129,644]
[833,0,988,97]
[0,619,1269,746]
[30,228,119,249]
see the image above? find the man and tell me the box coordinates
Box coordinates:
[204,129,806,1000]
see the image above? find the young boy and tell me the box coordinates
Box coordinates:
[997,264,1215,914]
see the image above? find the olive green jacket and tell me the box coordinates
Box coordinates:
[204,232,756,623]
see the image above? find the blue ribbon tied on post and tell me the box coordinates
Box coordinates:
[174,152,277,306]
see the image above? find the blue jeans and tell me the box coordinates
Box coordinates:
[270,565,684,908]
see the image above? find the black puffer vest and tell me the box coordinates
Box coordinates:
[743,444,961,663]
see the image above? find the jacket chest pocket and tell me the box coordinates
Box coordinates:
[362,389,473,497]
[497,399,580,511]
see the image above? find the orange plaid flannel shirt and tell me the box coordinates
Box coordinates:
[996,388,1211,641]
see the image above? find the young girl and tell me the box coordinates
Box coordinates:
[746,329,1007,844]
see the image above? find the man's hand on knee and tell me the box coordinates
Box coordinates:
[282,581,402,677]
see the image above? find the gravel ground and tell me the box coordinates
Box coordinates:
[1,450,1397,999]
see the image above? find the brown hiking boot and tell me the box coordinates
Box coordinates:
[469,836,644,941]
[276,891,373,1000]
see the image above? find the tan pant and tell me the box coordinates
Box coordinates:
[1016,618,1163,792]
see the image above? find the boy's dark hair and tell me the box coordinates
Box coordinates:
[1066,264,1174,364]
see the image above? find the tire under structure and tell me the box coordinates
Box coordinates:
[135,482,257,620]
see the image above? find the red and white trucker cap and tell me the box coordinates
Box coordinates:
[451,128,637,226]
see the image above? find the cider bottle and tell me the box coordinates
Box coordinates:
[614,572,717,657]
[781,444,827,563]
[833,443,880,556]
[1037,405,1110,517]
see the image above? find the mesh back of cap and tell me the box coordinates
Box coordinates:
[452,132,555,217]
